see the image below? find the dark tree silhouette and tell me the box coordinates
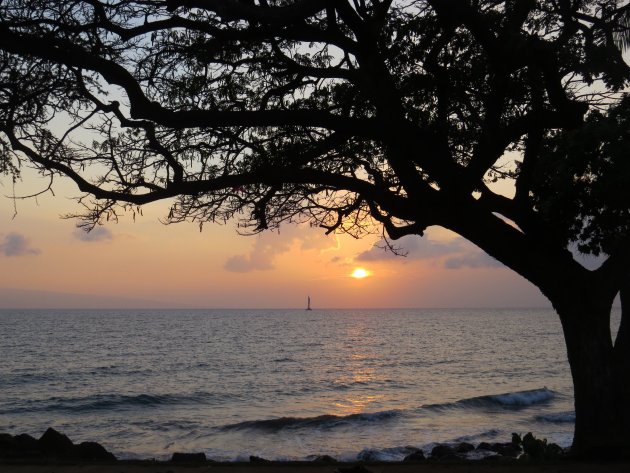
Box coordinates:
[1,0,629,457]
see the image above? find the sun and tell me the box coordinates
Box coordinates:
[350,268,370,279]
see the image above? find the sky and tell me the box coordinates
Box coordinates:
[0,167,553,309]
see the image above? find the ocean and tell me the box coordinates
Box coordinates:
[0,308,612,461]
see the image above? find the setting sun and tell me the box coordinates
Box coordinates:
[351,268,370,279]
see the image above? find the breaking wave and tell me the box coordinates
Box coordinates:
[357,446,423,462]
[219,409,402,432]
[423,388,556,411]
[535,411,575,423]
[0,392,227,415]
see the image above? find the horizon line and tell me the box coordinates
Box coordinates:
[0,306,561,311]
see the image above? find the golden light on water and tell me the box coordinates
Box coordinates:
[333,394,382,415]
[333,369,381,415]
[351,268,370,279]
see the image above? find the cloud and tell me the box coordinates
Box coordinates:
[444,252,503,269]
[0,233,41,257]
[356,234,502,269]
[224,238,292,272]
[357,235,463,261]
[73,226,113,242]
[224,225,337,273]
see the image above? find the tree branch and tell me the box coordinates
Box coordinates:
[165,0,329,25]
[0,26,378,135]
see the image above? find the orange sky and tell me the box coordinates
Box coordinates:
[0,169,551,309]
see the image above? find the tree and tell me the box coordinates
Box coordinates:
[0,0,629,458]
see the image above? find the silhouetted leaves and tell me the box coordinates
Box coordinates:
[0,0,629,251]
[533,97,630,255]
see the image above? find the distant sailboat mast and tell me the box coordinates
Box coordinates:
[306,296,312,311]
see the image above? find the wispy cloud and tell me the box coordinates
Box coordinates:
[224,226,337,273]
[356,234,501,269]
[444,252,503,269]
[0,233,41,257]
[224,237,292,272]
[73,226,113,242]
[357,235,463,261]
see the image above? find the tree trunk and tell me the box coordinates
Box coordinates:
[442,207,630,458]
[554,292,630,459]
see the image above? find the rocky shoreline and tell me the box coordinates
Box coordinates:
[4,429,630,473]
[0,428,116,463]
[1,428,568,464]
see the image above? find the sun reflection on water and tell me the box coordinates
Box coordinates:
[331,366,385,415]
[334,393,384,415]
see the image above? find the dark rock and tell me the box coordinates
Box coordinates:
[476,441,520,457]
[15,434,44,459]
[14,434,39,450]
[403,450,426,462]
[498,444,521,457]
[0,434,18,453]
[430,444,456,459]
[0,433,43,459]
[356,449,380,462]
[1,430,116,462]
[490,442,520,457]
[75,441,117,461]
[249,455,271,463]
[170,452,206,462]
[544,443,563,460]
[310,455,338,463]
[38,428,75,456]
[0,434,20,458]
[455,442,475,453]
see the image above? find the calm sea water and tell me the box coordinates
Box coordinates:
[0,308,612,461]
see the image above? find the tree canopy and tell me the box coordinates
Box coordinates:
[2,0,630,457]
[0,0,627,254]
